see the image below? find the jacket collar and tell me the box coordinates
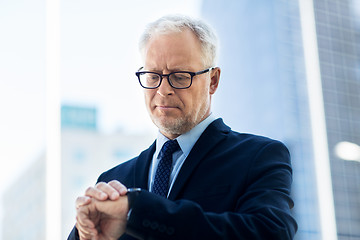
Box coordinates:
[133,141,156,189]
[132,118,230,197]
[169,118,230,199]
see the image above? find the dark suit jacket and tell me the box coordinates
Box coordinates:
[68,118,297,240]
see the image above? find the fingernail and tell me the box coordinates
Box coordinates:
[111,192,119,199]
[100,192,107,199]
[121,189,128,195]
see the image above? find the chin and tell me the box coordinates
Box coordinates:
[152,116,193,136]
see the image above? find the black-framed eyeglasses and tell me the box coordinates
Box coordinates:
[135,67,214,89]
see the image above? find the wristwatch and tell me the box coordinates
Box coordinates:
[127,188,142,209]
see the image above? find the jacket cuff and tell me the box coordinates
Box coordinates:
[125,190,176,240]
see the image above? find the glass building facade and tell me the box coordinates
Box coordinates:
[201,0,359,239]
[314,0,360,239]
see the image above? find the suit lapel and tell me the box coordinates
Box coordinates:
[168,119,230,200]
[133,141,156,190]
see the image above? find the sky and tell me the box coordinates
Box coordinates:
[0,1,202,235]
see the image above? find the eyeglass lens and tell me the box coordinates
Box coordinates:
[139,72,192,88]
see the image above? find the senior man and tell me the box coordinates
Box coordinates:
[68,14,297,240]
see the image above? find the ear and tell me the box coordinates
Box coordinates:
[209,67,221,95]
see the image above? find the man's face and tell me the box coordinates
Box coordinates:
[142,29,219,139]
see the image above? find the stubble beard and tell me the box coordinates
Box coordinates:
[151,99,210,138]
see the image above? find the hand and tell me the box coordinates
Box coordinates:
[85,180,128,201]
[75,180,129,240]
[77,196,129,240]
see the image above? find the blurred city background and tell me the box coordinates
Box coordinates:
[0,0,359,239]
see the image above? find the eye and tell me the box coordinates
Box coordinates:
[171,73,191,81]
[146,73,160,82]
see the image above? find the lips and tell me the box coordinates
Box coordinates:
[154,102,180,110]
[156,105,178,109]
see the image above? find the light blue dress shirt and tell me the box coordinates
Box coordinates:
[148,113,217,197]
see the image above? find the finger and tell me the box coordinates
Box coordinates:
[108,180,128,196]
[77,224,96,239]
[78,228,96,240]
[76,207,96,229]
[76,220,97,240]
[94,182,120,200]
[75,203,99,239]
[84,186,108,201]
[76,196,92,209]
[77,226,93,240]
[76,216,98,240]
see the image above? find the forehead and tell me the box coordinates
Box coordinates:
[143,29,204,70]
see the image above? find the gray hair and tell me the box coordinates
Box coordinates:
[139,14,219,67]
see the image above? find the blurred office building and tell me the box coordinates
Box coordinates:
[2,105,155,240]
[2,154,46,240]
[202,0,360,239]
[313,0,360,239]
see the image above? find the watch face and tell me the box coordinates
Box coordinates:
[127,188,142,194]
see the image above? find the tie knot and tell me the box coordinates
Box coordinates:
[161,139,180,157]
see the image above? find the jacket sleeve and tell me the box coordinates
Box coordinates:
[67,226,79,240]
[125,141,297,240]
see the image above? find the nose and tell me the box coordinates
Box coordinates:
[157,76,174,96]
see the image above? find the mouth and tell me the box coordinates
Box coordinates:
[154,102,181,111]
[156,105,178,110]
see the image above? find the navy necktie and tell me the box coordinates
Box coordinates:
[152,139,180,197]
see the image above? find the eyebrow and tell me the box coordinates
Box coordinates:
[145,67,193,72]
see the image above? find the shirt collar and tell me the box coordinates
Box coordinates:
[155,113,217,159]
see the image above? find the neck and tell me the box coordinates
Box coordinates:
[160,111,212,140]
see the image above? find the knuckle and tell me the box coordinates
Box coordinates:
[85,186,94,194]
[76,196,90,209]
[76,196,84,206]
[95,182,106,188]
[108,180,118,185]
[110,180,125,188]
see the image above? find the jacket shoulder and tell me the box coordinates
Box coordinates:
[210,119,289,152]
[97,157,137,183]
[231,131,287,147]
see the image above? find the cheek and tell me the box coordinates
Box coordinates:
[144,91,154,109]
[184,89,208,112]
[197,89,211,110]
